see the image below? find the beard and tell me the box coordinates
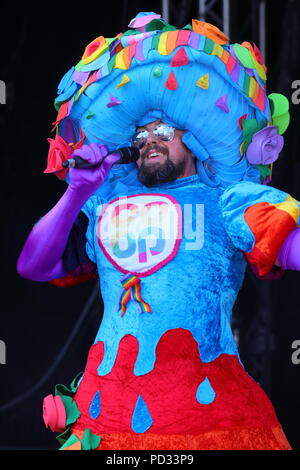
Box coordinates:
[137,146,187,187]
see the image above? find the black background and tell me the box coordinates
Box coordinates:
[1,0,300,450]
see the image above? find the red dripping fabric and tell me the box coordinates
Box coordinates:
[69,329,291,449]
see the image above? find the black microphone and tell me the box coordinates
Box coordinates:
[62,146,140,169]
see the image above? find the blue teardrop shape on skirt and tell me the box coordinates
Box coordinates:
[196,377,216,405]
[131,395,153,433]
[89,390,101,419]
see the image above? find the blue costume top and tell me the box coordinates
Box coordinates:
[79,174,300,379]
[82,174,243,376]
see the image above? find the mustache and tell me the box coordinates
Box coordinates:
[142,145,169,159]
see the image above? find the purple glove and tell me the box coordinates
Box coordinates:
[277,227,300,271]
[17,143,119,281]
[68,143,119,196]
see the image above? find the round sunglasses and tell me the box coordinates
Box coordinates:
[132,123,175,149]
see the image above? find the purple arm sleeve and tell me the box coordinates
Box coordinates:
[16,187,91,281]
[277,227,300,271]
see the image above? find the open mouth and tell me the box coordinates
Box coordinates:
[144,151,166,160]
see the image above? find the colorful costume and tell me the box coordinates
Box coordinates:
[30,12,298,449]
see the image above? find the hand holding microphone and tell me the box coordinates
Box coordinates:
[67,143,139,197]
[63,145,140,169]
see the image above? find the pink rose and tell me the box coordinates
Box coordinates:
[43,394,66,432]
[246,125,284,165]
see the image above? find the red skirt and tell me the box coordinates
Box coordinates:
[66,328,291,450]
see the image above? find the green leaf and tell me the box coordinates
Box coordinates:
[70,372,83,393]
[59,433,80,450]
[233,44,254,69]
[145,19,175,32]
[123,29,140,36]
[56,427,71,446]
[55,383,73,398]
[60,395,81,426]
[242,119,264,149]
[268,93,289,118]
[81,428,101,450]
[272,113,290,135]
[257,164,271,179]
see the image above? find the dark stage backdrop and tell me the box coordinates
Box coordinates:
[1,0,300,450]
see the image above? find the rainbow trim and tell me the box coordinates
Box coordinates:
[56,26,269,125]
[117,274,152,317]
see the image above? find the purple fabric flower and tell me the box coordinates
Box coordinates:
[246,125,284,165]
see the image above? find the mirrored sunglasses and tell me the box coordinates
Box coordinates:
[132,123,175,149]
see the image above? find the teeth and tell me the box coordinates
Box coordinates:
[148,152,161,158]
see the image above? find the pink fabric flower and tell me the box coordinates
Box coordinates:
[43,394,66,432]
[128,12,161,32]
[246,125,284,165]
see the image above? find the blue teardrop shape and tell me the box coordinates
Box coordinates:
[89,390,101,419]
[196,377,216,405]
[131,395,153,433]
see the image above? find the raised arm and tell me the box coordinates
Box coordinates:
[17,144,119,282]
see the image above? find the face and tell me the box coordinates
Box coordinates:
[133,120,196,187]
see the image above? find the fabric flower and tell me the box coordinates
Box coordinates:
[241,41,265,67]
[57,67,75,95]
[44,130,85,180]
[192,20,228,45]
[43,394,66,433]
[44,134,73,180]
[55,66,79,106]
[246,125,284,165]
[128,12,161,31]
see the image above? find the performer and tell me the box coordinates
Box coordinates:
[17,12,299,450]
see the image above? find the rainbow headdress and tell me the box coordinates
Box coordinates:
[48,11,290,188]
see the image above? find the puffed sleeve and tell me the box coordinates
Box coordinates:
[220,181,300,278]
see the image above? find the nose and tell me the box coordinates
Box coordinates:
[146,129,160,145]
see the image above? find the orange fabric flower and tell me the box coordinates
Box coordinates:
[192,19,228,45]
[82,36,106,60]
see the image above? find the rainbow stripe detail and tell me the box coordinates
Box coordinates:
[56,25,269,123]
[244,196,300,276]
[117,274,152,316]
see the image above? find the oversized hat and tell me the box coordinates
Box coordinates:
[46,12,289,189]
